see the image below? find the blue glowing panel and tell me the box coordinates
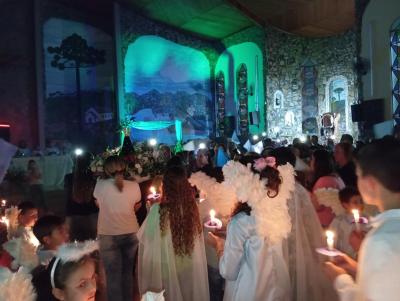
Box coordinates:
[124,36,212,144]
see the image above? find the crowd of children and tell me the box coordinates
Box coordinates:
[0,135,399,301]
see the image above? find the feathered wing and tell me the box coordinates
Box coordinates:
[314,188,345,215]
[222,161,296,245]
[5,206,20,239]
[188,171,236,216]
[3,238,39,271]
[0,267,36,301]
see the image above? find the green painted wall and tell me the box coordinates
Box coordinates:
[215,42,265,134]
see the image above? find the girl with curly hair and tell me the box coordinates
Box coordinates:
[137,166,209,301]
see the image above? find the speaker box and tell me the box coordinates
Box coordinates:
[249,111,260,125]
[351,104,363,122]
[363,98,384,125]
[351,99,384,125]
[224,116,236,137]
[0,124,10,142]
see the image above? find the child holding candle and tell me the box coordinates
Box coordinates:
[207,159,294,301]
[12,201,38,242]
[329,187,368,259]
[324,137,400,301]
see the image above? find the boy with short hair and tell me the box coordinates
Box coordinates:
[330,187,367,259]
[325,137,400,301]
[33,215,69,265]
[31,215,69,301]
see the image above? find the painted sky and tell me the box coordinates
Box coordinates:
[124,36,211,96]
[43,18,114,97]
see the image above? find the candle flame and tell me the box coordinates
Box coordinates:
[210,209,216,221]
[352,209,360,223]
[1,199,6,206]
[150,186,156,194]
[326,230,335,250]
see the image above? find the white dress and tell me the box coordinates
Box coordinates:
[220,212,291,301]
[137,204,210,301]
[285,182,338,301]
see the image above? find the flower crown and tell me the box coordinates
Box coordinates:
[50,240,98,288]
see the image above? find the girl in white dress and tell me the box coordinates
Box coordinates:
[137,166,209,301]
[208,159,295,301]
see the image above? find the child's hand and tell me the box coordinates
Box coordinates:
[332,254,358,277]
[207,232,224,249]
[349,230,366,253]
[323,262,347,282]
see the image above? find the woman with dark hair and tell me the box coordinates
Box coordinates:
[137,166,209,301]
[93,156,142,301]
[64,153,98,241]
[311,149,345,192]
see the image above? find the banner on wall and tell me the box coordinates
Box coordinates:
[301,59,318,134]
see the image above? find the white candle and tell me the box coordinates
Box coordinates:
[352,209,360,231]
[326,230,335,250]
[1,199,6,207]
[210,209,216,223]
[204,209,222,230]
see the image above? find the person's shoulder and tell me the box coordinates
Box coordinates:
[363,222,400,256]
[230,212,253,228]
[124,179,140,189]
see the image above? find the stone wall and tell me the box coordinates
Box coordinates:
[265,27,358,141]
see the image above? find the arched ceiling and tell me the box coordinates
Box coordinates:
[117,0,355,39]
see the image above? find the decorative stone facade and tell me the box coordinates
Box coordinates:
[265,27,359,142]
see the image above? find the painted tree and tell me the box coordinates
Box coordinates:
[333,87,344,102]
[48,33,106,130]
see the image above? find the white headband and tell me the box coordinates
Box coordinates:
[50,241,98,289]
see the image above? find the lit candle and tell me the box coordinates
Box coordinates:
[326,230,335,251]
[147,186,160,200]
[352,209,360,232]
[204,209,222,230]
[210,209,216,224]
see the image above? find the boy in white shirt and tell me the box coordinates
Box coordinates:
[324,137,400,301]
[329,187,368,259]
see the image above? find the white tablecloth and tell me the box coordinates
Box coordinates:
[9,155,74,190]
